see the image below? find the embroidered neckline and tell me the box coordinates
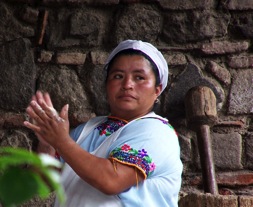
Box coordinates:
[108,116,129,124]
[96,116,127,137]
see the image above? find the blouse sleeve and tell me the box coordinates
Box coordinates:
[108,118,181,179]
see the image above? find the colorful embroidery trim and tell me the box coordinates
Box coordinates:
[96,117,127,137]
[110,144,156,178]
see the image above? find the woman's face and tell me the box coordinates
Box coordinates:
[106,55,162,121]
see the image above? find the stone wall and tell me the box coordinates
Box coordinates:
[1,0,253,206]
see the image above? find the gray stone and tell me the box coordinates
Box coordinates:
[228,69,253,114]
[162,11,230,44]
[77,64,109,116]
[19,6,39,24]
[37,65,95,127]
[229,13,253,39]
[178,133,192,162]
[0,130,33,150]
[70,10,101,47]
[0,3,34,44]
[165,64,224,119]
[212,132,243,170]
[245,133,253,169]
[20,192,55,207]
[0,38,36,112]
[47,10,76,49]
[48,8,108,48]
[159,0,215,10]
[112,4,162,45]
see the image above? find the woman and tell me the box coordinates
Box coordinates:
[24,40,183,207]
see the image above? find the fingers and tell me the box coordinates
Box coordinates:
[27,101,48,124]
[23,120,41,132]
[25,90,68,127]
[24,105,43,131]
[46,106,65,123]
[31,99,66,124]
[60,104,69,120]
[36,91,53,107]
[26,92,48,125]
[33,91,56,120]
[43,92,53,107]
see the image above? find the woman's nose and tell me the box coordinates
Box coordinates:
[121,77,134,90]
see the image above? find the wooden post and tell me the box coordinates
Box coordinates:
[185,86,218,195]
[37,9,49,46]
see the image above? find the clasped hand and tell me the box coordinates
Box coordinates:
[23,91,70,149]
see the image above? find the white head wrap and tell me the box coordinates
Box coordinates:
[105,40,169,95]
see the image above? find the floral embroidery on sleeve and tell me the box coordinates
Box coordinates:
[109,144,156,179]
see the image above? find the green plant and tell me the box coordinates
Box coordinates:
[0,147,65,207]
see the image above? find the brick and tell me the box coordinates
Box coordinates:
[206,194,237,207]
[239,196,253,207]
[179,193,238,207]
[159,0,215,10]
[205,61,231,86]
[201,41,249,55]
[179,193,205,207]
[227,55,253,68]
[222,0,253,10]
[90,51,109,65]
[216,171,253,186]
[37,50,54,63]
[215,120,245,128]
[56,52,86,65]
[163,53,187,66]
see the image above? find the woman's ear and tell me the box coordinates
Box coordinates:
[155,84,162,97]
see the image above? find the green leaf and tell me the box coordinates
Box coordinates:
[0,147,66,206]
[38,166,66,204]
[37,154,65,204]
[0,166,50,207]
[0,147,41,171]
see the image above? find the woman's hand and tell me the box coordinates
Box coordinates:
[24,91,70,150]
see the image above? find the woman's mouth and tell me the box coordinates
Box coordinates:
[118,94,136,100]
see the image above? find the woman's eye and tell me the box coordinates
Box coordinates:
[114,74,123,79]
[136,76,144,80]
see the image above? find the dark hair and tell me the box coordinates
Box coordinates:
[105,49,160,86]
